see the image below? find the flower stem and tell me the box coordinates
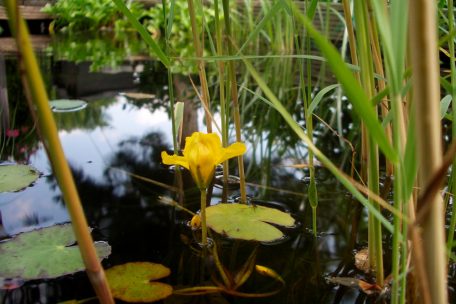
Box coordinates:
[200,188,208,246]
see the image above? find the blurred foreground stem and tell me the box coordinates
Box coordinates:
[4,1,113,303]
[409,0,447,302]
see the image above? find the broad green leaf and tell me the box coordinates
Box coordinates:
[206,203,295,242]
[0,164,39,192]
[106,262,173,303]
[49,99,87,112]
[0,224,110,280]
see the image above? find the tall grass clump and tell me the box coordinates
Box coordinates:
[26,0,455,302]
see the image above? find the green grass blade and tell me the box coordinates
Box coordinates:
[287,1,398,162]
[307,84,340,119]
[113,0,170,67]
[242,58,394,234]
[166,0,176,41]
[236,0,287,55]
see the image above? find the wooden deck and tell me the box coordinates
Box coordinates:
[0,5,51,20]
[0,36,51,54]
[0,1,345,41]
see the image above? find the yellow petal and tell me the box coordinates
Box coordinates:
[183,132,223,159]
[186,136,218,189]
[217,142,247,164]
[161,151,189,169]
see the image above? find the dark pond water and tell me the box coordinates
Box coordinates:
[0,35,373,304]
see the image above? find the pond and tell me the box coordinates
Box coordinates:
[0,32,369,303]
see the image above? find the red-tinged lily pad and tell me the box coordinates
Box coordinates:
[206,203,296,243]
[0,164,39,192]
[0,224,111,280]
[106,262,173,303]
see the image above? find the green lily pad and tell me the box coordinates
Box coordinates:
[0,164,39,192]
[106,262,173,303]
[49,99,87,112]
[0,224,111,280]
[206,203,296,243]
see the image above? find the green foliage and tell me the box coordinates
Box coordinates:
[206,203,296,242]
[42,0,152,32]
[50,99,87,112]
[106,262,173,303]
[0,164,39,193]
[0,224,111,280]
[147,0,216,74]
[47,33,149,71]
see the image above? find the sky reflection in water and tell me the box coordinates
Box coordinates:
[0,96,172,235]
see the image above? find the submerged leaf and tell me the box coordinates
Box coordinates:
[106,262,173,302]
[0,164,39,192]
[0,224,111,279]
[206,203,295,242]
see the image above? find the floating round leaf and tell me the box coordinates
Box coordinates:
[0,164,39,192]
[0,224,111,280]
[106,262,173,303]
[49,99,87,112]
[206,203,296,242]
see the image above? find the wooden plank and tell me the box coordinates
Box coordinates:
[0,36,51,54]
[0,5,52,20]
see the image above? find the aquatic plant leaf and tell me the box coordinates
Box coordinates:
[106,262,173,302]
[49,99,87,112]
[0,164,39,192]
[206,203,295,242]
[0,224,111,279]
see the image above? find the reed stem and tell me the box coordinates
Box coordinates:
[200,188,208,246]
[187,0,212,133]
[222,0,247,203]
[214,0,229,198]
[353,0,383,284]
[446,0,456,255]
[4,2,113,302]
[409,0,447,302]
[162,0,178,153]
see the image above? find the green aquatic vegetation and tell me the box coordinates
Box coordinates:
[162,132,246,245]
[47,33,149,72]
[42,0,152,32]
[0,224,111,280]
[0,164,39,192]
[106,262,173,303]
[204,203,295,243]
[49,99,87,112]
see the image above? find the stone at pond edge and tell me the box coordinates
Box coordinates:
[0,164,39,192]
[106,262,173,303]
[206,203,296,243]
[0,224,111,280]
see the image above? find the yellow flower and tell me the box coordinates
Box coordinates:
[161,132,246,189]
